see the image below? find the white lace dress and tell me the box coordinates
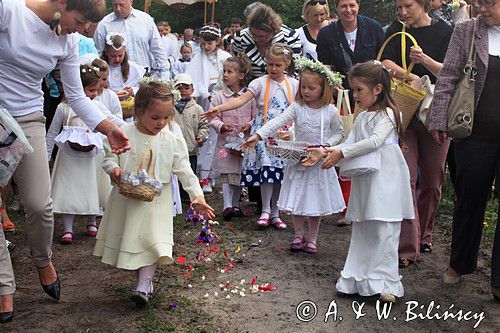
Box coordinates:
[256,103,346,216]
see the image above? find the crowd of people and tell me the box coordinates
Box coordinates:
[0,0,499,324]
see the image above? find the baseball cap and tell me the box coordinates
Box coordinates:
[174,73,193,86]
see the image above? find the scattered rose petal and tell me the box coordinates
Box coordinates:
[202,275,206,281]
[226,295,231,299]
[235,245,241,253]
[188,284,193,288]
[214,292,218,297]
[240,291,246,297]
[177,256,186,265]
[203,293,209,298]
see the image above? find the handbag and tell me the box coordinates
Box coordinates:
[446,19,477,139]
[417,75,435,130]
[336,89,353,142]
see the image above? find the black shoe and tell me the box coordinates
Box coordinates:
[0,312,13,324]
[130,291,149,307]
[232,207,245,217]
[6,240,15,253]
[222,208,235,221]
[420,243,433,253]
[41,275,60,300]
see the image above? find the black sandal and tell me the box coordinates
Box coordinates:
[399,258,413,268]
[420,243,433,253]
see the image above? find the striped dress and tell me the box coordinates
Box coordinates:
[232,25,301,79]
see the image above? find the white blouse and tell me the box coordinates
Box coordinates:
[95,88,123,119]
[297,25,318,60]
[108,60,146,94]
[0,0,105,130]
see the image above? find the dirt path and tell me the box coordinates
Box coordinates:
[3,189,499,332]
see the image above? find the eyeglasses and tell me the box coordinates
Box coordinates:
[307,0,327,6]
[473,0,497,8]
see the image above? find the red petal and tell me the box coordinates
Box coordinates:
[177,256,186,264]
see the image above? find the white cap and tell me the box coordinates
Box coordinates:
[174,73,193,86]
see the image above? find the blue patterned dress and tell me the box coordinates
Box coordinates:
[241,88,290,186]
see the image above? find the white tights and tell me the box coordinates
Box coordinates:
[222,184,242,210]
[62,214,97,233]
[260,183,280,217]
[136,264,156,294]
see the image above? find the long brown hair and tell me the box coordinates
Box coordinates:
[101,34,130,82]
[348,61,402,141]
[80,64,100,88]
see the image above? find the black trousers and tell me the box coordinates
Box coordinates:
[180,155,198,202]
[450,138,500,287]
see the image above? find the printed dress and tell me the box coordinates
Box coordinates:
[241,75,299,186]
[256,103,346,216]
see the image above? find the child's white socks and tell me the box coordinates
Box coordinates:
[62,214,74,233]
[222,184,242,209]
[136,264,156,294]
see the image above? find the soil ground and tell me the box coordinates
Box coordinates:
[2,187,499,333]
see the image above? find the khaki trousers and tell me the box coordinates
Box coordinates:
[13,112,54,267]
[0,225,15,295]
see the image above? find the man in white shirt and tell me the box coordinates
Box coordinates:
[93,0,170,79]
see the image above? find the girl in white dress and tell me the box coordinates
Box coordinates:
[243,58,345,253]
[92,58,124,213]
[206,44,299,230]
[47,65,124,244]
[303,61,414,302]
[102,33,146,121]
[93,79,214,306]
[186,25,231,193]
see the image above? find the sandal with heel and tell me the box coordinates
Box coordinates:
[290,237,305,251]
[304,241,317,254]
[257,212,270,227]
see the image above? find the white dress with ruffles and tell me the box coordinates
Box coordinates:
[334,109,414,297]
[256,103,346,216]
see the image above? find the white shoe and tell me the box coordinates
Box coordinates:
[379,294,396,303]
[202,182,213,194]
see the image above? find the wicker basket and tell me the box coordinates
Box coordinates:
[119,149,157,202]
[353,30,426,131]
[266,139,310,164]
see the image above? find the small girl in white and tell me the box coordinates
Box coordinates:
[47,65,125,244]
[205,44,299,230]
[171,43,193,78]
[186,25,231,193]
[94,79,214,306]
[243,58,345,253]
[93,58,123,119]
[102,33,145,120]
[303,61,414,302]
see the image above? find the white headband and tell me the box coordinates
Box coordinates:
[106,32,127,51]
[201,25,221,39]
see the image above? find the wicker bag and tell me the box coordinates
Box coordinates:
[266,139,310,164]
[119,148,158,202]
[354,29,426,131]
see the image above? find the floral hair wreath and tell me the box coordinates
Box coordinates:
[81,66,99,74]
[106,32,127,51]
[294,56,344,87]
[139,77,181,102]
[373,60,390,72]
[201,25,222,38]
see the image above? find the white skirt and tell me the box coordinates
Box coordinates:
[336,220,404,297]
[277,163,346,216]
[96,152,112,214]
[171,175,182,216]
[51,150,100,215]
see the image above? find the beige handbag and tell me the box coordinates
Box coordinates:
[417,75,435,130]
[336,89,353,142]
[447,19,476,139]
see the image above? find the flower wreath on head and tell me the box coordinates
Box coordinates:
[139,77,181,102]
[81,66,100,74]
[105,32,127,51]
[294,56,344,87]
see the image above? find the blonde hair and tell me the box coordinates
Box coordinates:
[302,0,330,22]
[265,43,295,75]
[295,70,334,107]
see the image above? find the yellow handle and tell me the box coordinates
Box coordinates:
[377,30,420,74]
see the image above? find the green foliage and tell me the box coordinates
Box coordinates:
[118,0,396,34]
